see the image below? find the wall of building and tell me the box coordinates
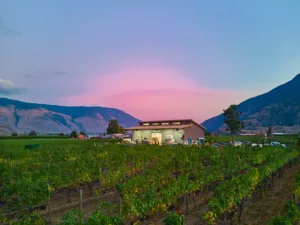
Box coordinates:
[132,129,185,144]
[184,124,205,140]
[132,130,152,141]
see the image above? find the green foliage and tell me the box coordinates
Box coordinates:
[28,130,37,136]
[13,176,50,209]
[205,131,211,136]
[163,212,184,225]
[1,139,299,225]
[205,134,298,145]
[60,210,83,225]
[285,200,300,223]
[0,135,69,140]
[59,132,65,136]
[267,126,273,137]
[268,216,293,225]
[106,119,124,134]
[204,149,299,224]
[70,130,78,138]
[9,212,47,225]
[86,209,123,225]
[11,132,18,136]
[119,126,124,134]
[223,105,243,135]
[79,131,86,136]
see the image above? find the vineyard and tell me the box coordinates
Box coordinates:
[268,172,300,224]
[0,139,300,225]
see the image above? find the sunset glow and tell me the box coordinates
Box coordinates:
[61,64,258,122]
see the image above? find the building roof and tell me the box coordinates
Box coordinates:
[125,124,192,131]
[137,119,206,130]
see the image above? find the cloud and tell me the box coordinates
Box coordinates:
[0,79,25,95]
[24,69,69,78]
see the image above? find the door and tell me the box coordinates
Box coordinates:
[151,133,162,144]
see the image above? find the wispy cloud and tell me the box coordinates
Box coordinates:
[0,16,22,36]
[24,69,69,78]
[0,79,25,95]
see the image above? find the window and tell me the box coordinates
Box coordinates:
[172,122,181,125]
[162,122,169,125]
[152,123,159,125]
[143,123,149,126]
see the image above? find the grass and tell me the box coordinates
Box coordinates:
[0,134,297,146]
[0,135,69,140]
[206,135,299,145]
[0,138,122,145]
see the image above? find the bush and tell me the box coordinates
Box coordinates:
[29,130,37,136]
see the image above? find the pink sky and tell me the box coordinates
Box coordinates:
[61,63,261,123]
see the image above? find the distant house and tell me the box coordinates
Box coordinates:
[125,119,206,144]
[239,133,256,136]
[78,134,85,140]
[272,132,292,136]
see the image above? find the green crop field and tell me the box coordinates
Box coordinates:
[205,134,299,145]
[0,137,299,225]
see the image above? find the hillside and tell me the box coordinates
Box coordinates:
[202,74,300,133]
[0,98,139,135]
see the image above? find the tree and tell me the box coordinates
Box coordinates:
[223,105,243,143]
[58,132,65,136]
[205,131,211,136]
[267,126,273,137]
[70,130,78,138]
[119,126,124,134]
[79,131,86,136]
[11,132,18,136]
[29,130,37,136]
[106,119,123,134]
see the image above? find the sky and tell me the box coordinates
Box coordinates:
[1,0,300,123]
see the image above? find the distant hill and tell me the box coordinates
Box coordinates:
[0,98,139,135]
[202,74,300,133]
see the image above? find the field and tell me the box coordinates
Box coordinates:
[205,134,299,145]
[0,136,300,225]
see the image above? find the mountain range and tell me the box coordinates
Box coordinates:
[0,98,139,135]
[202,74,300,133]
[1,74,300,135]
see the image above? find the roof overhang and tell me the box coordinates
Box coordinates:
[137,119,206,130]
[124,124,192,131]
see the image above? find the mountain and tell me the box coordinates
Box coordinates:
[0,98,139,135]
[202,74,300,133]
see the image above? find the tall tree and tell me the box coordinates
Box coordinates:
[70,130,78,138]
[106,119,124,134]
[267,126,273,137]
[223,104,243,143]
[119,126,124,134]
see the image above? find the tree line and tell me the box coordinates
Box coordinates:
[10,119,125,137]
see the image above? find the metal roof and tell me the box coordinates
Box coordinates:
[137,119,206,130]
[124,124,192,131]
